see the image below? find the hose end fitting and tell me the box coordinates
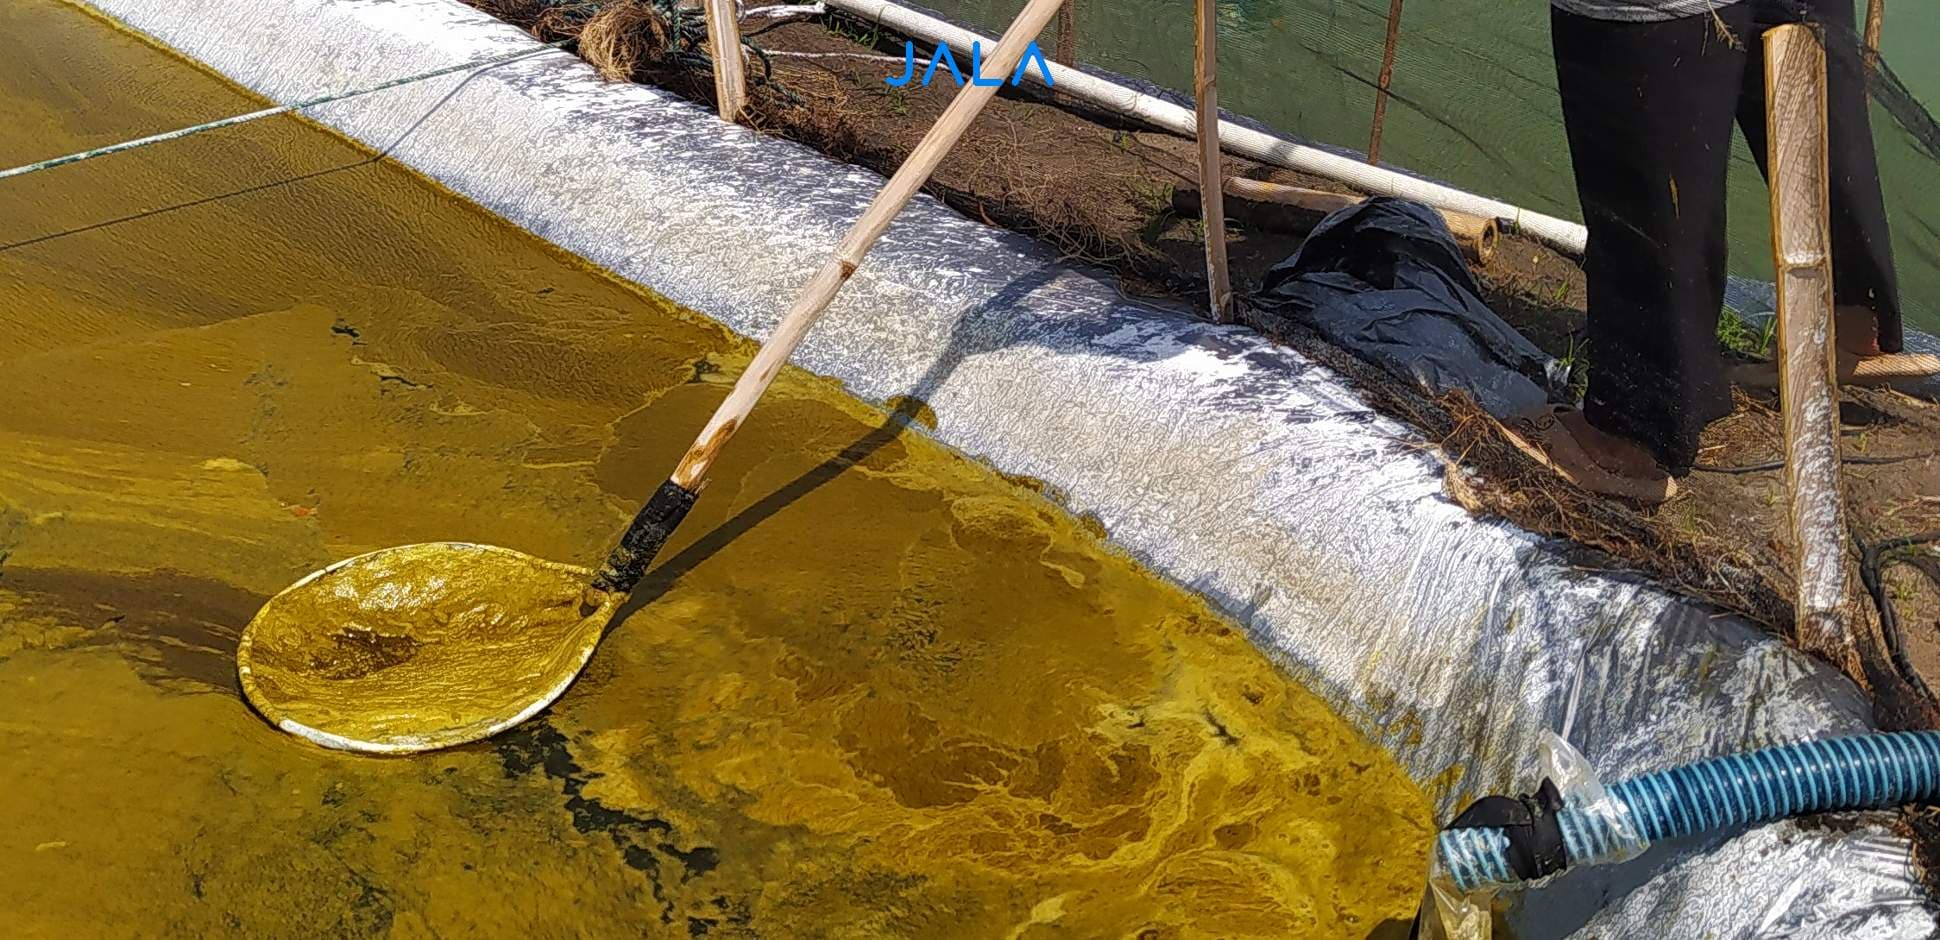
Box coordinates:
[1445,777,1570,882]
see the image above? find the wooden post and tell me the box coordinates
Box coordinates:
[1193,0,1232,323]
[1367,0,1404,165]
[1765,23,1940,729]
[1766,23,1859,672]
[1863,0,1884,76]
[703,0,748,121]
[1055,0,1077,67]
[666,0,1069,490]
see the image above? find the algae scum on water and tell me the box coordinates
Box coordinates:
[0,1,1431,934]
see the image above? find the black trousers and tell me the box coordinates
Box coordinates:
[1552,0,1901,474]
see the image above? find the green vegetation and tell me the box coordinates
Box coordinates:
[1127,176,1172,216]
[823,12,881,48]
[1716,309,1777,360]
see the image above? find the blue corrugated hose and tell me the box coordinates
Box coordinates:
[1439,731,1940,893]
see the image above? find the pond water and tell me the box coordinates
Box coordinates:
[0,1,1431,935]
[931,0,1940,334]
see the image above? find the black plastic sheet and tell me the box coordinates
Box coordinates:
[1254,197,1564,418]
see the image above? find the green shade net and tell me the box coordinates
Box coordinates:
[924,0,1940,335]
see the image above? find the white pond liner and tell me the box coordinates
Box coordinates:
[78,0,1933,934]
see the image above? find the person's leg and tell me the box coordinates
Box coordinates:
[1552,4,1748,476]
[1738,0,1903,353]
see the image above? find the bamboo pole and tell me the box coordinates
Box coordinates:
[1367,0,1404,165]
[1766,23,1858,672]
[1194,0,1232,323]
[667,0,1068,490]
[1054,0,1076,66]
[1171,179,1499,264]
[1227,178,1497,263]
[1226,178,1359,214]
[1863,0,1884,76]
[703,0,749,121]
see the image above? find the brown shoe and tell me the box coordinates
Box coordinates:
[1496,406,1677,504]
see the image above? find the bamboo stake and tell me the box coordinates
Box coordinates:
[1194,0,1233,323]
[1367,0,1404,164]
[703,0,749,121]
[667,0,1068,490]
[1055,0,1076,67]
[1863,0,1884,77]
[1766,23,1858,672]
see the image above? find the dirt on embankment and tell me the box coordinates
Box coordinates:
[467,0,1940,729]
